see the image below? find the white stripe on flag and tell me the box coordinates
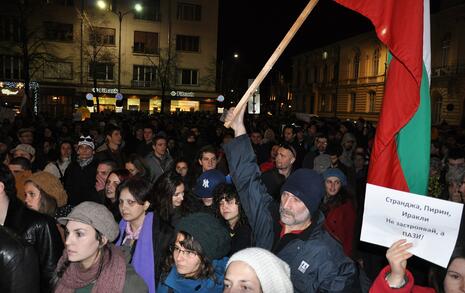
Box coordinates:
[423,0,431,83]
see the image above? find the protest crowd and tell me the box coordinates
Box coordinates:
[0,105,464,293]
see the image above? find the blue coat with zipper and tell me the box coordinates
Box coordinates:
[224,134,359,293]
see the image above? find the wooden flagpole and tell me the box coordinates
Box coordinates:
[224,0,320,128]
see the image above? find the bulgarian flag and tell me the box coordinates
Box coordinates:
[334,0,431,195]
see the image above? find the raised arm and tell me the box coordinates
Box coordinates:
[223,106,276,249]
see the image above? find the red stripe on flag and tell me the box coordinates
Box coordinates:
[334,0,423,191]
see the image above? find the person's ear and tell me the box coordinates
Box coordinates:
[99,236,109,247]
[143,201,150,211]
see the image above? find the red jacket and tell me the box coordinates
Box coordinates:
[370,266,436,293]
[324,200,356,256]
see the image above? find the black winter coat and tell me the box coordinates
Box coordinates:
[0,226,40,293]
[64,159,100,206]
[4,200,64,293]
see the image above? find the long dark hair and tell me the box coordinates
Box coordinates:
[152,171,184,222]
[214,183,248,229]
[161,231,215,281]
[24,180,57,216]
[57,140,73,163]
[125,154,148,178]
[106,169,131,186]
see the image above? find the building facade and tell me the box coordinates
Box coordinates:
[292,32,387,122]
[292,0,465,125]
[430,0,465,125]
[0,0,219,116]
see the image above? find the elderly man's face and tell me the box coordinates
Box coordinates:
[279,191,311,229]
[275,147,295,170]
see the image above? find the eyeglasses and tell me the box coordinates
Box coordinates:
[79,136,93,142]
[170,245,198,258]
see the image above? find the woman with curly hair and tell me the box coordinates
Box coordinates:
[214,183,253,255]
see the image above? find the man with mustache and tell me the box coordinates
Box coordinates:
[223,106,359,293]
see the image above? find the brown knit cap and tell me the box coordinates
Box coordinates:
[26,171,68,207]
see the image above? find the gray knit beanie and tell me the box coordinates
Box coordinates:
[227,248,293,293]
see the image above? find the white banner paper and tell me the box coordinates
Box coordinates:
[361,183,464,268]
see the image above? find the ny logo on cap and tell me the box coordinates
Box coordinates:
[202,179,210,188]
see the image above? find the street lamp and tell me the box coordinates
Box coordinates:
[97,1,142,94]
[219,52,240,96]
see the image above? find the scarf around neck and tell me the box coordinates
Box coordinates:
[54,244,126,293]
[117,211,156,293]
[78,157,94,168]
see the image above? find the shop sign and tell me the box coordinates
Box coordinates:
[1,89,19,95]
[170,91,195,98]
[92,87,118,94]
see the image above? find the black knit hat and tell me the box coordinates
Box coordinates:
[280,168,324,215]
[175,212,230,260]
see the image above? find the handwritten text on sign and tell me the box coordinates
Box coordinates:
[361,184,463,268]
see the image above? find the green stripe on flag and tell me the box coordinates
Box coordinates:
[397,61,431,195]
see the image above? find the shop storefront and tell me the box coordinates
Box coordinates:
[0,81,26,114]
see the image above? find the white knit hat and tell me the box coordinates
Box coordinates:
[227,248,294,293]
[78,135,95,150]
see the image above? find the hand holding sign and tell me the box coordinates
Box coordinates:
[386,239,413,287]
[361,184,464,267]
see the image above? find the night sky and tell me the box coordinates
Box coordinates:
[217,0,441,96]
[218,0,372,86]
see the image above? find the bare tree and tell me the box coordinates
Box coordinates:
[0,0,65,117]
[146,44,178,113]
[78,10,117,112]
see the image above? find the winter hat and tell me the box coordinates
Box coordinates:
[58,202,119,242]
[227,248,293,293]
[194,169,226,198]
[341,132,356,146]
[323,168,347,187]
[280,168,324,215]
[26,171,68,207]
[313,154,331,174]
[78,135,95,150]
[176,212,230,260]
[11,144,36,157]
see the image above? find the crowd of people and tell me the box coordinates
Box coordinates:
[0,106,463,293]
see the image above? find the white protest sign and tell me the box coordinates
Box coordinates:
[361,183,464,268]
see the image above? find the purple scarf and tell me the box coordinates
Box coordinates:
[117,212,156,293]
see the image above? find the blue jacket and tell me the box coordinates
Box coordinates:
[224,134,359,293]
[157,257,228,293]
